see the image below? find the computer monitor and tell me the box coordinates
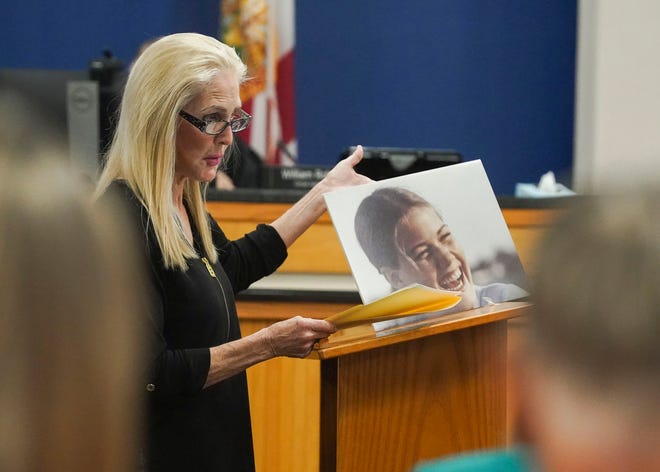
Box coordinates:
[0,68,87,156]
[339,146,462,180]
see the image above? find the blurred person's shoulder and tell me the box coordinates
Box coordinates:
[413,448,535,472]
[102,179,136,204]
[98,180,150,232]
[100,180,143,214]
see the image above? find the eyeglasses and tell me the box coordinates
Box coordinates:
[178,109,252,135]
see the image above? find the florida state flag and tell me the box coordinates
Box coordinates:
[221,0,297,165]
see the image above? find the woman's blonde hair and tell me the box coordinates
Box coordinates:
[0,158,143,471]
[95,33,248,269]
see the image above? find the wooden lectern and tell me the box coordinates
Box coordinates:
[310,302,530,472]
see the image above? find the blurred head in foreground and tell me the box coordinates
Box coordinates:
[518,190,660,472]
[0,152,144,471]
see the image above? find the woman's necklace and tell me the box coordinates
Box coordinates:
[174,212,232,343]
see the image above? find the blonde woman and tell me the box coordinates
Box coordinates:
[0,158,143,472]
[95,33,370,470]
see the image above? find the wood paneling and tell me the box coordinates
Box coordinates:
[315,304,528,471]
[242,318,322,472]
[237,300,351,472]
[332,325,506,471]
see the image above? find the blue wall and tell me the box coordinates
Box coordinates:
[1,0,576,195]
[0,0,219,69]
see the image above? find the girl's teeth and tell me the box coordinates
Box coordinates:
[440,268,464,291]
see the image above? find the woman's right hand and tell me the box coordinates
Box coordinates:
[262,316,337,358]
[205,316,336,388]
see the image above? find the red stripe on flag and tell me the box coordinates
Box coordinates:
[266,95,280,164]
[276,49,296,144]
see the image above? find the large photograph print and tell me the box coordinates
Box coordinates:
[324,160,529,315]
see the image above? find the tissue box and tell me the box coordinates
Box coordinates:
[515,182,576,198]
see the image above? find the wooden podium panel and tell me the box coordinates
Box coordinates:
[313,302,529,472]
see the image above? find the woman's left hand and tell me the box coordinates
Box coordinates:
[317,145,372,194]
[270,145,372,248]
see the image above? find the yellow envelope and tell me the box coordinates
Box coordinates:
[326,284,461,328]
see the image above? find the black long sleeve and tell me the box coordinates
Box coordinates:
[102,180,286,471]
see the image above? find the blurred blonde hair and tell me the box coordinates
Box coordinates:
[530,191,660,418]
[95,32,248,270]
[0,157,143,471]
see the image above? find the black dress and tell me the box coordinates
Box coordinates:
[106,181,287,471]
